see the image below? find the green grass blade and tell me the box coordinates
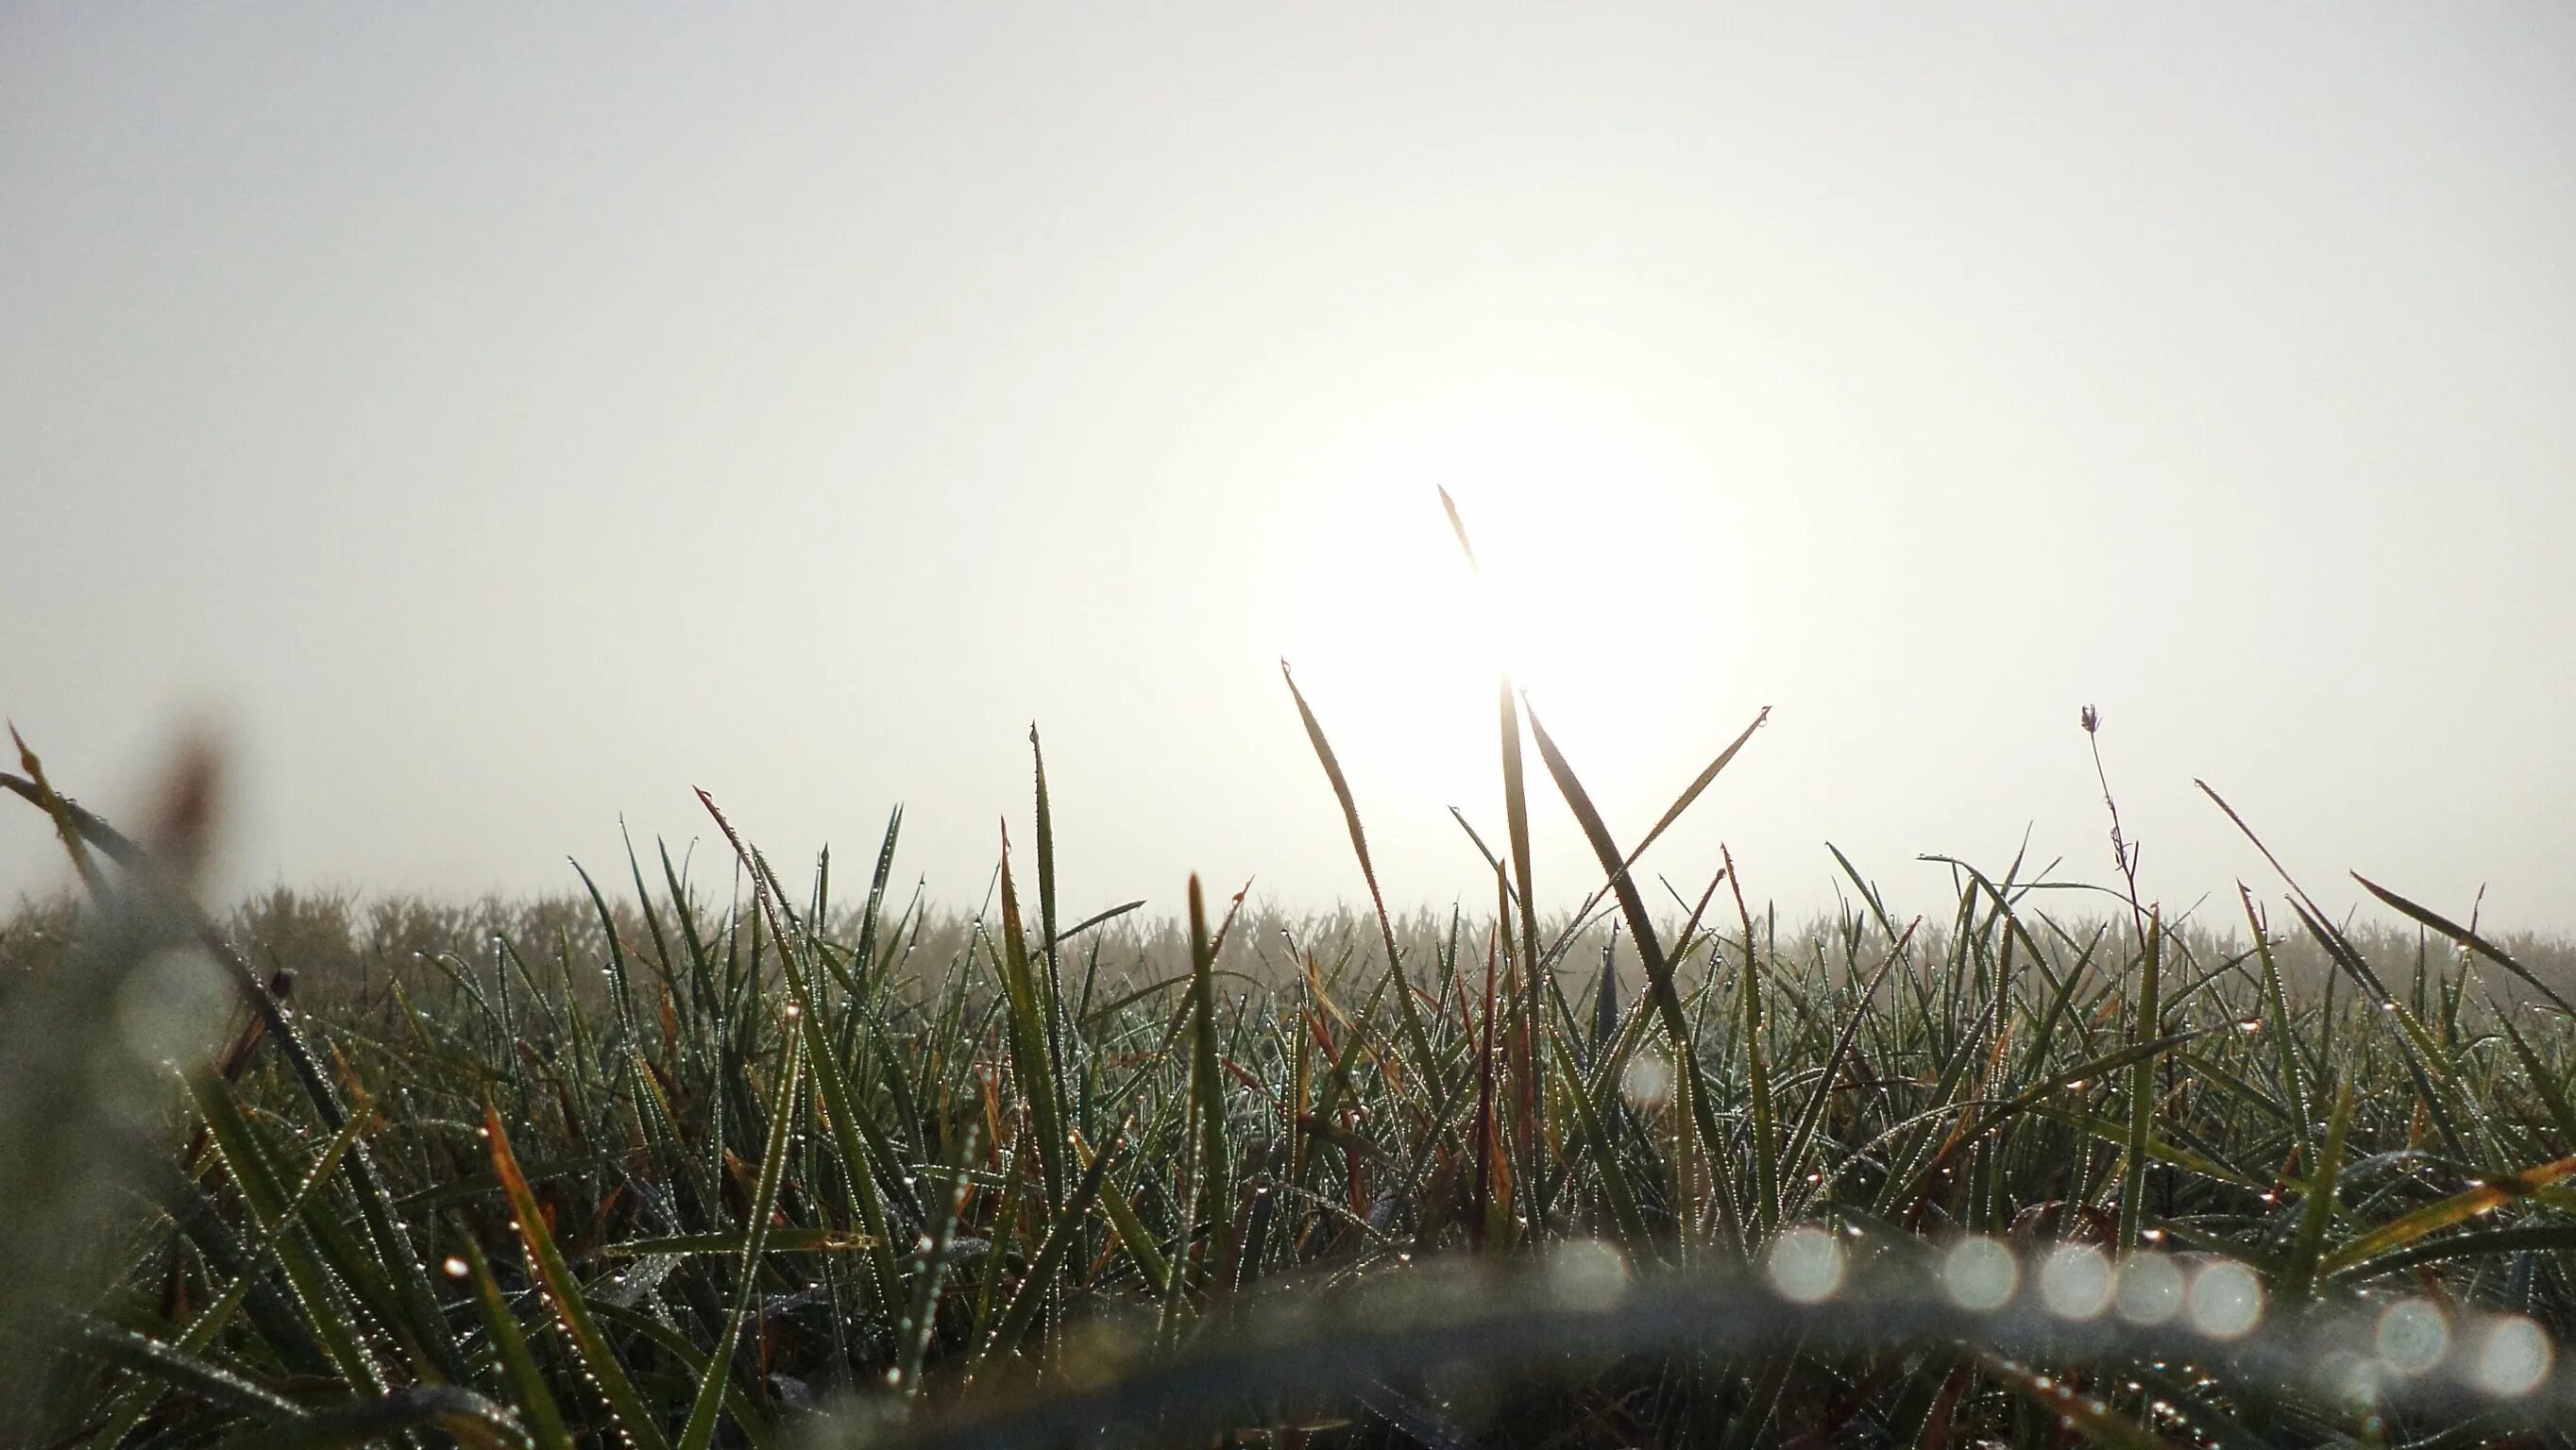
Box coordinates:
[677,1021,801,1450]
[455,1232,574,1450]
[2285,1080,2352,1304]
[2116,908,2162,1250]
[483,1105,672,1450]
[993,823,1069,1216]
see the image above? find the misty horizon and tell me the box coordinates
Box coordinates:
[8,6,2572,932]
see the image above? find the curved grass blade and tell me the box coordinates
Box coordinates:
[5,772,470,1384]
[2319,1151,2576,1276]
[2353,872,2576,1019]
[453,1232,572,1450]
[2284,1081,2352,1305]
[230,1386,534,1450]
[71,1312,302,1422]
[484,1105,672,1450]
[1280,662,1437,1084]
[1522,700,1741,1241]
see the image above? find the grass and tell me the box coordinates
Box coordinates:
[8,599,2576,1444]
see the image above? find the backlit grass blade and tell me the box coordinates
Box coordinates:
[1975,1357,2176,1450]
[977,1119,1127,1368]
[1522,699,1741,1242]
[585,1304,782,1450]
[2353,872,2576,1019]
[243,1386,536,1450]
[1730,849,1778,1239]
[2319,1150,2576,1276]
[601,1225,879,1257]
[9,770,470,1384]
[1544,1020,1652,1255]
[853,804,906,980]
[70,1312,303,1423]
[2333,1222,2576,1280]
[2116,908,2163,1250]
[1628,708,1772,870]
[1280,661,1438,1081]
[1186,874,1234,1274]
[2500,1016,2576,1149]
[186,1071,389,1396]
[2240,885,2315,1173]
[1779,925,1910,1219]
[1497,694,1548,1222]
[1054,898,1148,944]
[2284,1081,2351,1304]
[992,822,1069,1215]
[1030,726,1076,1139]
[2200,781,2473,1161]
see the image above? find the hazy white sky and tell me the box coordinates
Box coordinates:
[6,5,2573,935]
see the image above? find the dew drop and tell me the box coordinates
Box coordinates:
[2376,1298,2449,1376]
[2469,1315,2552,1397]
[1766,1225,1845,1305]
[2185,1259,2263,1339]
[2113,1254,2185,1325]
[2040,1244,2113,1320]
[1942,1237,2018,1312]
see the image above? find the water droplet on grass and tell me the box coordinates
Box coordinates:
[1943,1237,2017,1312]
[2186,1259,2263,1339]
[1767,1226,1844,1304]
[2040,1244,2113,1320]
[2469,1315,2551,1397]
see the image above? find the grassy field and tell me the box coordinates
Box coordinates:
[8,687,2576,1448]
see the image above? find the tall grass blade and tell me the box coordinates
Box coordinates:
[1280,661,1438,1081]
[1522,700,1742,1243]
[676,1021,801,1450]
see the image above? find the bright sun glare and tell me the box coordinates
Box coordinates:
[1274,396,1715,814]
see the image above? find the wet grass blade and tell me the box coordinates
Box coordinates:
[2319,1151,2576,1276]
[992,822,1070,1217]
[677,1019,801,1450]
[1030,726,1075,1137]
[2284,1080,2351,1305]
[455,1231,574,1450]
[1186,875,1234,1274]
[977,1120,1127,1368]
[484,1104,671,1450]
[2352,872,2576,1019]
[2117,909,2162,1250]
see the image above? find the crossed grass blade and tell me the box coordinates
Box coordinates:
[1279,661,1443,1126]
[5,750,473,1387]
[483,1104,672,1450]
[1520,699,1747,1246]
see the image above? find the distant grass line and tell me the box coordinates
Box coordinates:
[8,734,2576,1447]
[10,883,2570,1014]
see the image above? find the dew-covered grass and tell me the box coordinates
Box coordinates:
[8,659,2576,1446]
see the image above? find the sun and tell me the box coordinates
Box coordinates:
[1267,396,1708,817]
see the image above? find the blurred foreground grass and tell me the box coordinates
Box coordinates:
[8,681,2576,1447]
